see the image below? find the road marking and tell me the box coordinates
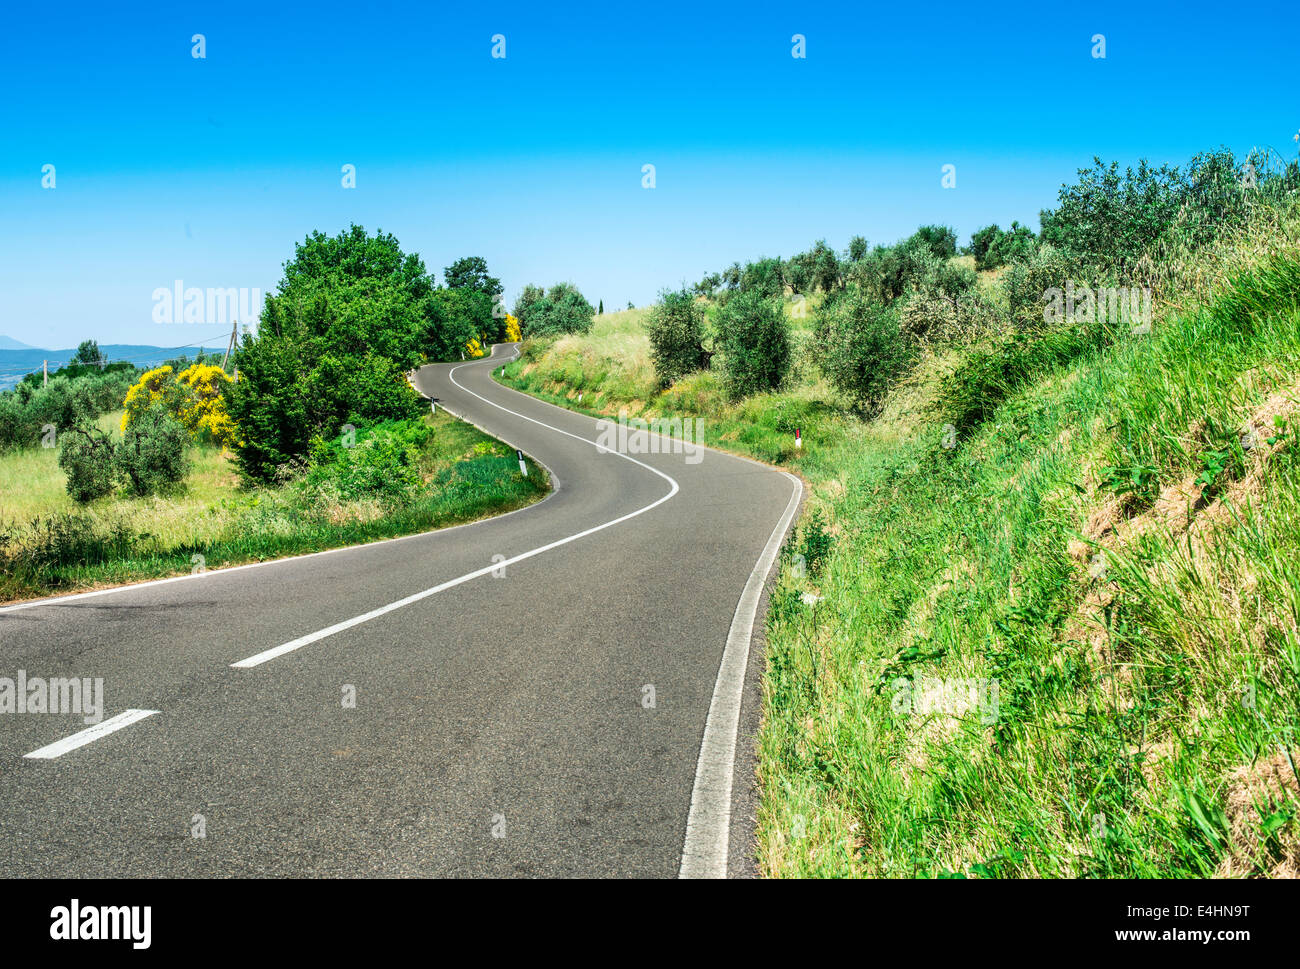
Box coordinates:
[680,470,803,879]
[230,353,681,669]
[23,709,159,760]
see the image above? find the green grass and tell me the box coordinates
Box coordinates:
[500,249,1300,878]
[505,303,846,465]
[0,408,549,603]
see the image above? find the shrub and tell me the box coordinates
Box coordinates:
[305,420,429,501]
[513,284,546,327]
[175,364,238,448]
[522,283,595,337]
[815,286,913,412]
[645,289,709,387]
[911,224,958,259]
[715,290,791,400]
[57,426,118,503]
[969,221,1037,271]
[115,409,190,497]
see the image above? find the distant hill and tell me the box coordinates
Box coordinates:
[0,343,227,391]
[0,335,37,350]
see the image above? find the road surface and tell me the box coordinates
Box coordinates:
[0,343,801,877]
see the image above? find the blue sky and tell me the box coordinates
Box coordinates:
[1,0,1296,350]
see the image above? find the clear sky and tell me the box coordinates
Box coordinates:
[2,0,1296,350]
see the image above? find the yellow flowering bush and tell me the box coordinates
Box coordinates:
[465,337,486,358]
[121,363,239,449]
[175,364,239,449]
[121,366,179,432]
[505,313,521,343]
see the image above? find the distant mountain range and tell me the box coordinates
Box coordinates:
[0,339,227,390]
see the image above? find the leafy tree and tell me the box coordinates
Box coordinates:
[715,290,791,400]
[443,256,502,298]
[115,409,190,497]
[58,425,117,502]
[815,286,913,412]
[425,286,493,358]
[71,340,105,367]
[280,225,432,303]
[225,225,429,481]
[740,257,786,298]
[644,290,708,387]
[598,299,604,315]
[807,239,841,293]
[522,283,595,337]
[969,222,1037,271]
[513,284,546,328]
[848,235,868,262]
[911,225,958,259]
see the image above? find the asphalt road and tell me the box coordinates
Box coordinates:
[0,344,801,878]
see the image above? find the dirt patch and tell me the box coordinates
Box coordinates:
[1216,749,1300,878]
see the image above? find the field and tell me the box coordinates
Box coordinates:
[0,407,548,604]
[502,235,1300,876]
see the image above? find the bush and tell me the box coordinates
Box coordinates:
[305,420,429,501]
[521,283,595,337]
[116,409,190,497]
[57,426,118,503]
[645,290,709,387]
[969,222,1037,271]
[715,290,791,400]
[937,322,1096,432]
[815,286,913,412]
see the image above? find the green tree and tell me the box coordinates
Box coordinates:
[513,284,546,328]
[71,339,105,367]
[226,225,428,481]
[715,290,791,400]
[644,290,708,387]
[426,286,493,356]
[816,286,913,412]
[522,283,595,338]
[58,424,117,502]
[443,256,502,297]
[115,408,190,497]
[910,225,958,259]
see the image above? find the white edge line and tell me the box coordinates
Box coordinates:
[488,342,811,874]
[230,350,681,669]
[679,470,803,879]
[23,709,160,759]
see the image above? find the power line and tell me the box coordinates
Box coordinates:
[3,337,231,384]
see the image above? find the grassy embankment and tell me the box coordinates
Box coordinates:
[501,244,1300,876]
[0,408,548,604]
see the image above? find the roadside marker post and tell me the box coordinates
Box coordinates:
[795,428,802,450]
[516,449,528,476]
[430,400,436,415]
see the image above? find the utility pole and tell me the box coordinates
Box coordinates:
[221,318,238,372]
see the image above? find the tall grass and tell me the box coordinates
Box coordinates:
[756,251,1300,877]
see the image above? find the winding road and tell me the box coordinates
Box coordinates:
[0,343,801,878]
